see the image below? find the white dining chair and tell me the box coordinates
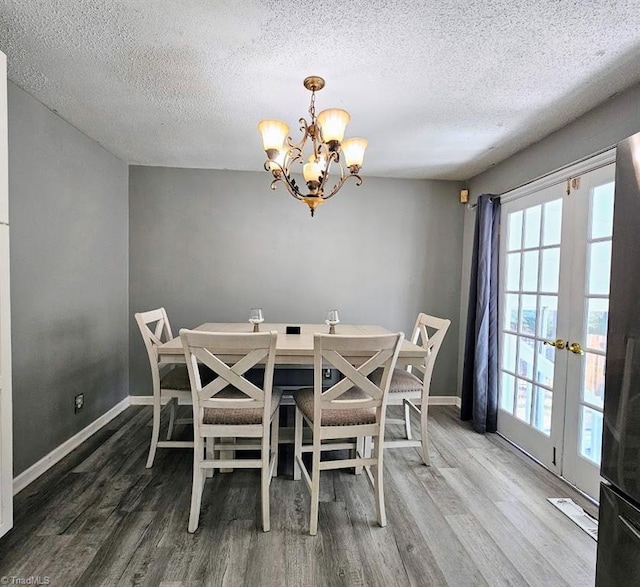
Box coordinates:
[293,332,404,535]
[135,307,204,468]
[180,329,281,533]
[383,313,450,465]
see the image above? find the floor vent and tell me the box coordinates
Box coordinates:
[548,497,598,541]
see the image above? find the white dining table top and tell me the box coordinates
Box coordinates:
[157,322,426,366]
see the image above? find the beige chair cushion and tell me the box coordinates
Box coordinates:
[160,365,214,391]
[160,366,191,391]
[388,368,423,394]
[370,367,423,394]
[295,388,376,426]
[203,387,283,425]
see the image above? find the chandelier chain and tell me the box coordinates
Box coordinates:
[309,90,316,122]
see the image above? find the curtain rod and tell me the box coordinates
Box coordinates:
[467,144,617,209]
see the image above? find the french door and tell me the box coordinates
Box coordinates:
[498,163,615,500]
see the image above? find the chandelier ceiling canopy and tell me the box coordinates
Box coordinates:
[258,76,367,217]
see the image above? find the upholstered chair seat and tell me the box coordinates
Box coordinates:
[371,368,422,394]
[161,365,214,391]
[294,388,376,426]
[160,365,191,390]
[203,387,283,425]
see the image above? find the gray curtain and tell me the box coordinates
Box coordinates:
[461,194,500,433]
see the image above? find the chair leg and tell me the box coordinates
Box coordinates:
[146,395,162,468]
[403,399,412,440]
[271,408,280,478]
[293,407,303,481]
[167,398,177,440]
[354,436,364,475]
[309,437,321,536]
[373,434,387,527]
[261,433,271,532]
[420,400,431,466]
[188,439,206,533]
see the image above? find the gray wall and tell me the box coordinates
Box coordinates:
[129,166,464,398]
[457,81,640,394]
[8,82,129,476]
[469,82,640,197]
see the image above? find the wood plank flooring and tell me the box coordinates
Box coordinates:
[0,405,597,586]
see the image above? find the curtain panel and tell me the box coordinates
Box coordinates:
[461,194,500,433]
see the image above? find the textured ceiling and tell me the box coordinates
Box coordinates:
[1,0,640,180]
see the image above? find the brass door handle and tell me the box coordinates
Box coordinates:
[567,342,585,355]
[543,338,566,350]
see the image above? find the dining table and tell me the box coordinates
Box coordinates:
[157,322,427,367]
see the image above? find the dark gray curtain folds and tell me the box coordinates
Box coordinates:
[462,194,500,433]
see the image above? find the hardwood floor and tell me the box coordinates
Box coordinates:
[0,405,597,586]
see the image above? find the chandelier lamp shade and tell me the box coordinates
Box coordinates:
[258,76,368,216]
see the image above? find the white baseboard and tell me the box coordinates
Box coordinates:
[128,395,155,405]
[428,395,462,407]
[13,396,131,495]
[129,395,186,405]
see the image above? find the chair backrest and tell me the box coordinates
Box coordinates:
[179,329,278,424]
[313,332,404,427]
[409,313,451,385]
[135,307,175,388]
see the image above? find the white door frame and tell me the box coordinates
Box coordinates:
[0,49,12,539]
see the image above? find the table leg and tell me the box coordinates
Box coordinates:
[220,437,235,473]
[205,437,214,478]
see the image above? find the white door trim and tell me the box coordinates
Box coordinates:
[501,148,616,205]
[0,50,11,539]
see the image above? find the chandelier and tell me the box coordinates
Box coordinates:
[258,76,368,217]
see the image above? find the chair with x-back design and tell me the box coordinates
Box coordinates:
[180,329,281,533]
[382,313,450,465]
[293,332,404,535]
[135,308,202,468]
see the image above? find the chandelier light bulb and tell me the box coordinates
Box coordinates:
[258,119,290,154]
[341,137,368,169]
[317,109,350,144]
[303,159,323,184]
